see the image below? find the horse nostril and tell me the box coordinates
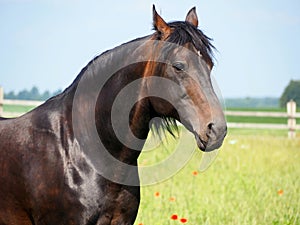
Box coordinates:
[207,122,214,137]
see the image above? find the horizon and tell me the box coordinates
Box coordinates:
[1,85,285,100]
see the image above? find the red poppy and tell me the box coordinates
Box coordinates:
[154,192,160,197]
[170,214,178,220]
[192,171,198,176]
[277,189,284,196]
[180,218,188,223]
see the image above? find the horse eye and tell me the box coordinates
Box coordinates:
[172,62,185,72]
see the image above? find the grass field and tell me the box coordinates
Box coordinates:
[135,128,300,225]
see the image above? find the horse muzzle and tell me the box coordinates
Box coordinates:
[193,122,227,152]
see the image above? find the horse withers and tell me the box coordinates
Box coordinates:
[0,6,226,225]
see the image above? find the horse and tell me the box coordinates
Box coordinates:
[0,5,227,225]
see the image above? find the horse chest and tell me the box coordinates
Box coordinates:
[58,144,140,224]
[64,171,140,225]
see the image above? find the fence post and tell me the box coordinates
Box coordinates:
[0,87,3,117]
[287,100,296,138]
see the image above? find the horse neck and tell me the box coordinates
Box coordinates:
[64,37,155,164]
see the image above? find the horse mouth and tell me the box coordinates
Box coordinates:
[193,131,226,152]
[194,133,208,151]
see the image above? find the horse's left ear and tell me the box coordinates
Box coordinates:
[185,7,198,27]
[153,5,171,39]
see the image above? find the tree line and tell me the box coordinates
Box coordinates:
[3,80,300,107]
[4,86,62,101]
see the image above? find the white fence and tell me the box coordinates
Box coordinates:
[226,100,300,138]
[0,87,299,137]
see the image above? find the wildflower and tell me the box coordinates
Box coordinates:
[229,139,237,145]
[180,218,188,223]
[277,189,284,196]
[154,192,160,197]
[169,196,176,202]
[192,171,198,176]
[170,214,178,220]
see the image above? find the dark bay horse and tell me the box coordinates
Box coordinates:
[0,6,227,225]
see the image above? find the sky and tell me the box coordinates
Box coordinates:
[0,0,299,98]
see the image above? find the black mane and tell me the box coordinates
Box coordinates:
[155,21,215,68]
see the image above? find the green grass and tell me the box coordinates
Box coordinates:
[3,104,35,113]
[228,128,288,136]
[135,129,300,225]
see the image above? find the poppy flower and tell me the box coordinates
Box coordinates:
[154,192,160,197]
[192,171,198,176]
[170,214,178,220]
[180,218,188,223]
[277,189,284,196]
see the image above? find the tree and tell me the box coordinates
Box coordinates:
[41,90,51,100]
[17,89,31,100]
[4,86,62,100]
[30,86,40,100]
[280,80,300,108]
[5,91,16,99]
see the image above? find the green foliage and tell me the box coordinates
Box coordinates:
[135,129,300,225]
[4,86,62,101]
[280,80,300,108]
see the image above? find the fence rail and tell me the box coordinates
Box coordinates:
[227,122,300,130]
[0,87,299,138]
[226,100,299,138]
[2,99,44,107]
[225,110,300,118]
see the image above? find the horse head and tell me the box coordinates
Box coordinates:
[146,6,227,152]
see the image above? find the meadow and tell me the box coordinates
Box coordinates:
[135,128,300,225]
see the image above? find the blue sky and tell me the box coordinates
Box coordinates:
[0,0,299,97]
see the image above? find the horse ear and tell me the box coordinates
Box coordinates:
[152,5,171,39]
[185,7,198,27]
